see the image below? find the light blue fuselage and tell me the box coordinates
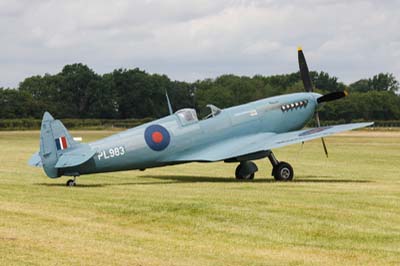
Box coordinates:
[60,92,320,176]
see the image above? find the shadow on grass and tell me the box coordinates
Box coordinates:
[293,177,371,183]
[34,181,177,188]
[35,175,370,187]
[139,175,371,184]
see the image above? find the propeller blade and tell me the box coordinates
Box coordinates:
[317,91,348,104]
[315,110,329,158]
[298,47,313,92]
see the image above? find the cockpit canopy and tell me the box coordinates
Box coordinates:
[175,108,198,126]
[204,104,221,119]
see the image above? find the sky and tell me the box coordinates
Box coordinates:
[1,0,400,88]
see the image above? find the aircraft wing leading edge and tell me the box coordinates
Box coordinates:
[262,122,373,151]
[166,122,373,162]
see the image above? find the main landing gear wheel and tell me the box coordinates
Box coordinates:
[235,161,257,180]
[267,151,294,181]
[273,162,294,181]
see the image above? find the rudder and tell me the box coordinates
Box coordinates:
[39,112,77,178]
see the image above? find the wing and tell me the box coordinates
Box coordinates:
[165,132,276,162]
[259,122,374,151]
[166,122,373,162]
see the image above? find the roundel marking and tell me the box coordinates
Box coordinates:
[145,125,170,151]
[152,131,163,143]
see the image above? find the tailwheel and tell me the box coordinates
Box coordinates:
[273,162,294,181]
[66,178,76,187]
[235,161,257,180]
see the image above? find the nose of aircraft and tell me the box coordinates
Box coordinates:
[311,92,323,99]
[310,92,323,104]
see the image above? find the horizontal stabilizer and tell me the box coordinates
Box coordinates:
[54,144,96,168]
[28,152,43,167]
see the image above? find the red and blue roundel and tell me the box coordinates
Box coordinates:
[144,125,171,151]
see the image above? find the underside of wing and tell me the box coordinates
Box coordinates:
[164,132,276,162]
[263,122,373,150]
[166,122,373,162]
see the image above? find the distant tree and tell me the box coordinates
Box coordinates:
[196,85,234,115]
[56,64,100,118]
[19,74,61,116]
[110,69,187,118]
[350,73,399,93]
[310,71,346,92]
[0,88,38,118]
[368,73,399,92]
[257,71,345,94]
[319,91,400,122]
[2,66,399,123]
[349,79,369,93]
[167,81,193,112]
[86,74,118,118]
[261,72,300,93]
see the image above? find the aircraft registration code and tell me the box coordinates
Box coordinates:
[97,146,125,160]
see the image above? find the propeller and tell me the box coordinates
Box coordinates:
[317,91,348,104]
[298,47,313,92]
[297,47,348,157]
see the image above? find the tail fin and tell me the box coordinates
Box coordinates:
[39,112,78,178]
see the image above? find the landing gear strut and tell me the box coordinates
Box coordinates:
[267,151,294,181]
[66,176,77,187]
[235,161,258,180]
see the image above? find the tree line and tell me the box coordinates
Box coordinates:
[0,63,399,123]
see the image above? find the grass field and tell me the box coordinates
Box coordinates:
[0,130,399,266]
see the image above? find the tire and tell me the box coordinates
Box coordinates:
[273,162,294,181]
[235,164,244,180]
[235,162,256,180]
[244,173,255,180]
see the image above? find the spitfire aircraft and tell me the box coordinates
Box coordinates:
[29,48,373,186]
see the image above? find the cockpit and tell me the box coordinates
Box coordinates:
[175,104,222,126]
[203,104,221,119]
[175,108,198,126]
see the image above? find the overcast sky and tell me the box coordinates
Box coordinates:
[1,0,399,88]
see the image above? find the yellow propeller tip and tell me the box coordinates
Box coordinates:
[297,46,303,51]
[344,91,349,96]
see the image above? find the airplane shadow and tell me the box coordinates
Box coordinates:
[34,181,178,188]
[35,175,370,188]
[138,175,371,184]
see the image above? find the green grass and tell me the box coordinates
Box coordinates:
[0,131,399,266]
